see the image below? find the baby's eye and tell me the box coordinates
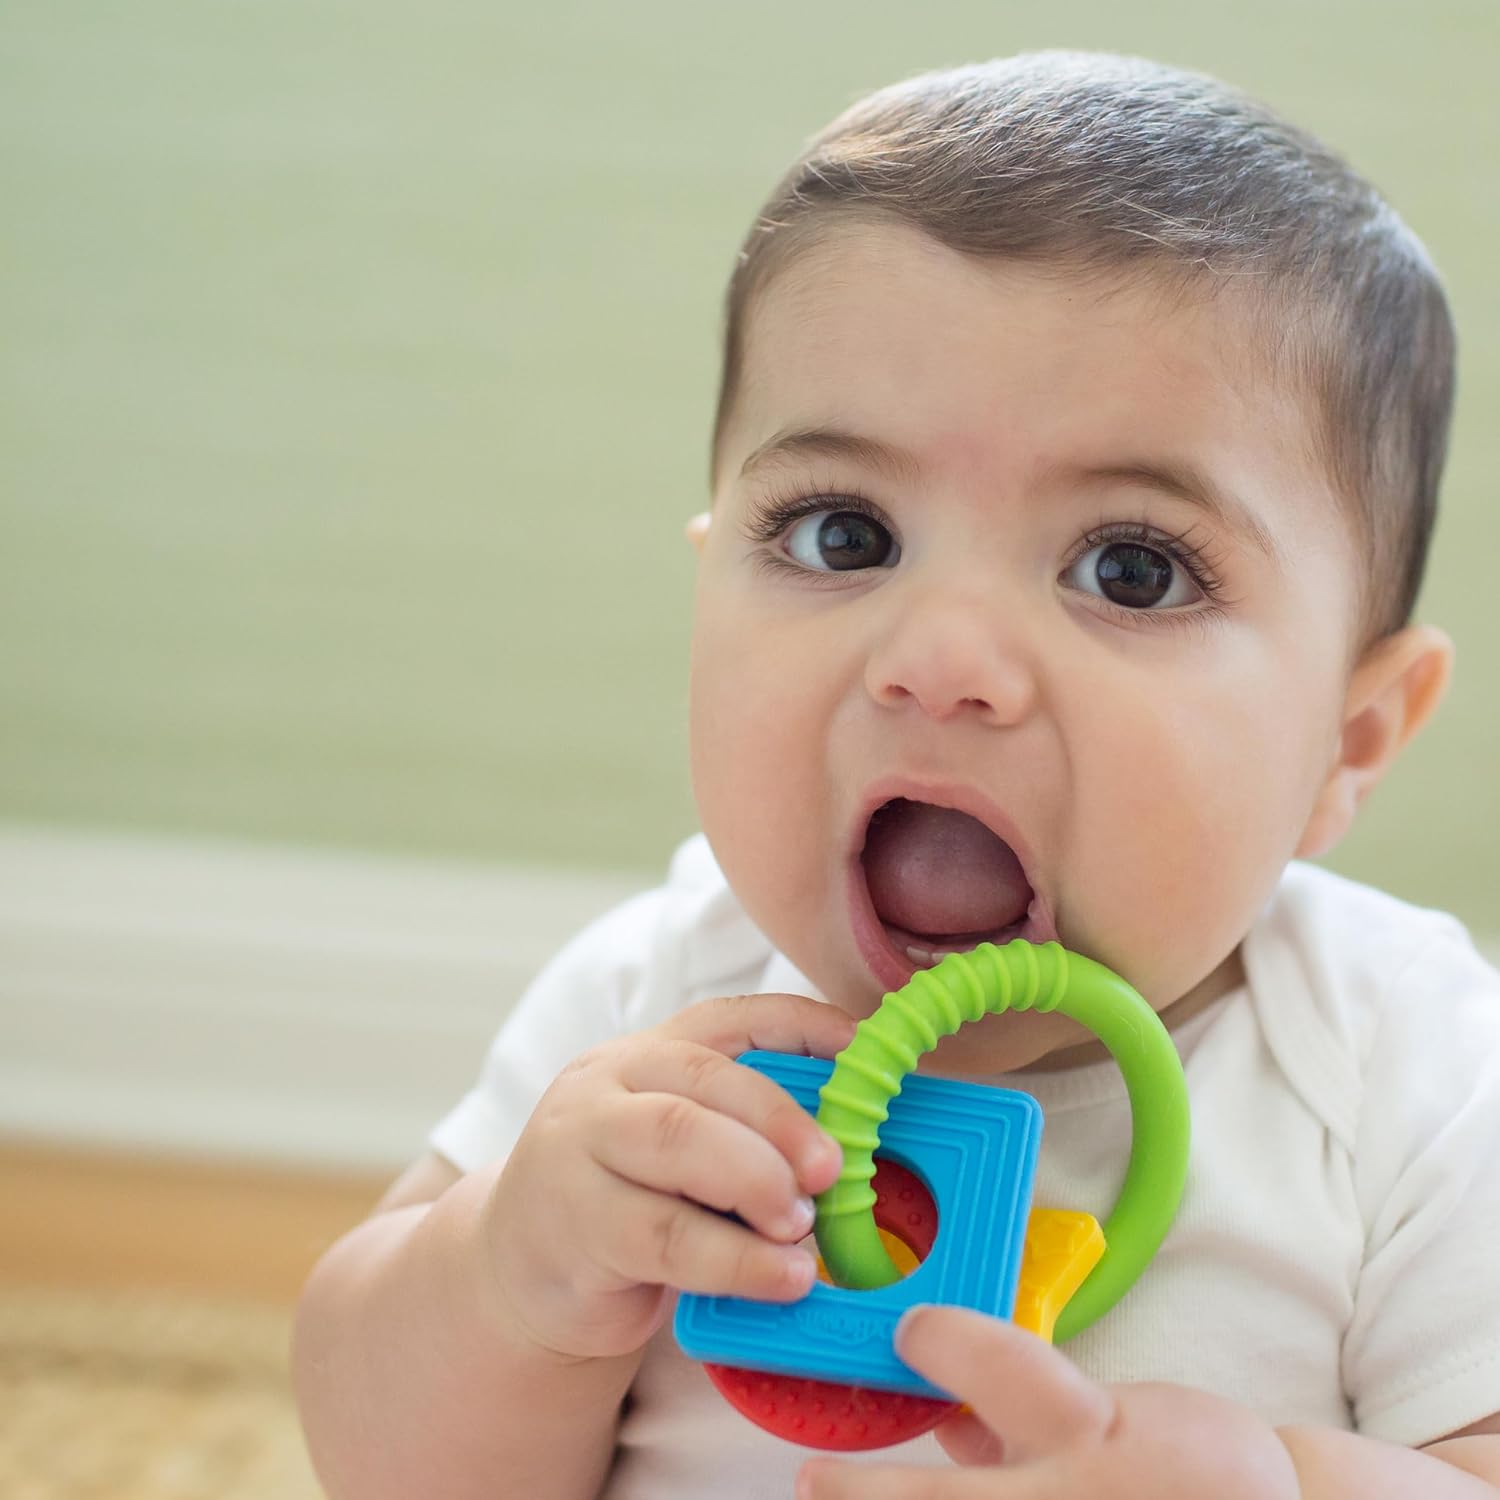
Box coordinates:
[784,509,898,572]
[1063,539,1203,610]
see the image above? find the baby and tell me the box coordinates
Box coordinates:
[294,51,1500,1500]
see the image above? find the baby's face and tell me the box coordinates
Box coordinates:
[690,221,1360,1073]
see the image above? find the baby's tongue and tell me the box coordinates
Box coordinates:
[862,799,1032,939]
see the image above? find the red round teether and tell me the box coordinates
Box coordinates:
[704,1158,955,1451]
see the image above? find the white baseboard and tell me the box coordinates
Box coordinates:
[0,824,647,1173]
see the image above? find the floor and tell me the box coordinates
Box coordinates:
[1,1143,384,1302]
[0,1142,385,1499]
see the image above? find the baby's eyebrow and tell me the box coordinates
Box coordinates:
[1057,458,1284,566]
[738,426,923,488]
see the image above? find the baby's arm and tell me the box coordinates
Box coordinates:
[294,992,855,1500]
[295,1152,637,1500]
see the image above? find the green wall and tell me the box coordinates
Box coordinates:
[4,1,1497,931]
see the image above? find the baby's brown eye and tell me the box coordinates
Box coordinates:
[1096,543,1173,607]
[1063,537,1202,611]
[785,510,897,572]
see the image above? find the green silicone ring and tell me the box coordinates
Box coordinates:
[813,940,1189,1344]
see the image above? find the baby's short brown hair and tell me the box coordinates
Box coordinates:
[711,52,1455,645]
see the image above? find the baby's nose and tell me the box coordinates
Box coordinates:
[863,590,1038,727]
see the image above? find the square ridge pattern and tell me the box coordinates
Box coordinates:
[674,1050,1043,1397]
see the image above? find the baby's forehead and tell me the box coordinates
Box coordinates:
[765,229,1279,396]
[733,224,1316,489]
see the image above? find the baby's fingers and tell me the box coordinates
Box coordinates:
[650,993,857,1192]
[594,1089,816,1243]
[616,1035,844,1195]
[600,1172,818,1302]
[662,991,857,1065]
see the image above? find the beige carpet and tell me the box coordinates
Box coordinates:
[0,1286,323,1499]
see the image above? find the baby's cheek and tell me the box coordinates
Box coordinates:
[1076,747,1279,1000]
[691,650,829,923]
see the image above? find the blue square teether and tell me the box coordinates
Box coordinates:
[674,1050,1042,1398]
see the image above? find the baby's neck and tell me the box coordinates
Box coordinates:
[1021,943,1246,1075]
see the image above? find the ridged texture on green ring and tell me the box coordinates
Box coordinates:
[812,942,1066,1283]
[812,939,1189,1344]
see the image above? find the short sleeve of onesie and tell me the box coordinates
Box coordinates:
[1247,865,1500,1447]
[1342,926,1500,1443]
[427,885,664,1172]
[428,835,778,1173]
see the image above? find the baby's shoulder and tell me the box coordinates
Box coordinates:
[1240,862,1500,1148]
[1248,861,1494,1007]
[553,834,779,1027]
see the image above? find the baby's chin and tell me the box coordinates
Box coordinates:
[916,1007,1099,1078]
[812,979,1092,1077]
[814,946,1246,1079]
[793,935,1090,1062]
[1149,945,1248,1030]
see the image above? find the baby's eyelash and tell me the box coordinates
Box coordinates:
[740,488,1236,619]
[1073,519,1231,607]
[739,485,888,545]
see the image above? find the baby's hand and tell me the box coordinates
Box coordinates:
[487,993,857,1364]
[799,1307,1302,1500]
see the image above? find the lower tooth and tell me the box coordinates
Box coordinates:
[906,944,975,965]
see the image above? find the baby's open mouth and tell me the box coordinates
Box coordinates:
[858,798,1036,969]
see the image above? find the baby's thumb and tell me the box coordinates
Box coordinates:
[895,1305,1114,1467]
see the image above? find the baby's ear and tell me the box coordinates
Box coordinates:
[685,511,711,555]
[1295,624,1454,859]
